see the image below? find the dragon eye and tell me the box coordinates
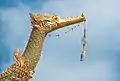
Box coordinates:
[44,20,51,22]
[52,16,59,21]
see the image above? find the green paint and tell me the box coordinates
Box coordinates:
[44,20,50,22]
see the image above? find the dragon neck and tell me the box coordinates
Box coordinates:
[0,28,46,80]
[22,28,46,70]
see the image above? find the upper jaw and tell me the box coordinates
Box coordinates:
[49,13,86,32]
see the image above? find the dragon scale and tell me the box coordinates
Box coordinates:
[22,28,46,70]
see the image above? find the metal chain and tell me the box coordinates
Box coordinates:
[47,24,80,38]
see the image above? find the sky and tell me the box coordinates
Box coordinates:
[0,0,120,81]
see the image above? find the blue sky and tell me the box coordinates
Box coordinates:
[0,0,120,81]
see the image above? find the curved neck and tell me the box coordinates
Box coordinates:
[22,28,46,70]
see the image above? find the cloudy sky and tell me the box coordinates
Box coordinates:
[0,0,120,81]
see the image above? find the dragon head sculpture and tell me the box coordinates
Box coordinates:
[29,13,86,33]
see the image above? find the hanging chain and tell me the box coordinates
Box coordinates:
[80,21,87,61]
[47,24,80,38]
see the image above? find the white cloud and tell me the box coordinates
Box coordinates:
[30,55,116,81]
[1,4,31,51]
